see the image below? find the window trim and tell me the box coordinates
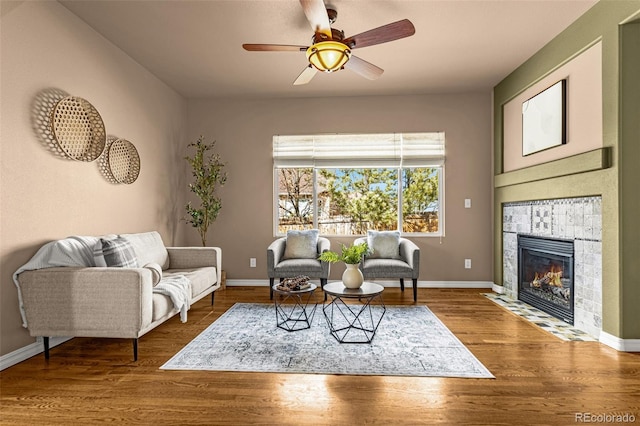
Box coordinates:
[273,132,445,237]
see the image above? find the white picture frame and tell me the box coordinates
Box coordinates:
[522,79,567,156]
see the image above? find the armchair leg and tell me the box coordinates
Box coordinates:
[412,278,418,302]
[43,337,50,359]
[400,278,405,291]
[211,291,215,306]
[269,278,275,300]
[133,338,138,361]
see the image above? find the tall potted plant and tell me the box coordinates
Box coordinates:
[184,135,227,246]
[318,242,370,289]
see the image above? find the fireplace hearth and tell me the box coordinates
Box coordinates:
[518,235,574,324]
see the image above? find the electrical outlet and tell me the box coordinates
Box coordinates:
[464,198,472,208]
[464,258,472,269]
[250,258,256,268]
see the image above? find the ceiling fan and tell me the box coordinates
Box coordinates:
[242,0,415,85]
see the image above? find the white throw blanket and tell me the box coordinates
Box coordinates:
[154,275,192,322]
[13,235,192,327]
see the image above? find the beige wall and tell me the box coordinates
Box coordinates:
[0,1,188,355]
[502,41,602,172]
[186,93,493,283]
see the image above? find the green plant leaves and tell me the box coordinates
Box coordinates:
[184,135,227,246]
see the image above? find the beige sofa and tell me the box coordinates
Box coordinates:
[16,231,222,361]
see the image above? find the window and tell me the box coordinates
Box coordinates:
[274,133,444,236]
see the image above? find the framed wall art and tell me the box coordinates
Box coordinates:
[522,79,567,156]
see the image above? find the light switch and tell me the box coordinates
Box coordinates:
[464,198,472,208]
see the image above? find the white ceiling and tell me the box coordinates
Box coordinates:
[59,0,597,99]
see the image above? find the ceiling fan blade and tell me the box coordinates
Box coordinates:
[343,19,415,49]
[344,55,384,80]
[299,0,332,38]
[243,44,307,52]
[293,65,318,85]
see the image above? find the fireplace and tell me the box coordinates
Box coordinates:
[518,235,574,324]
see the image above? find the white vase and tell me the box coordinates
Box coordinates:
[342,263,364,289]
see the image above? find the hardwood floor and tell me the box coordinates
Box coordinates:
[1,287,638,425]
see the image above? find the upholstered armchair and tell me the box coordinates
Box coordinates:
[267,230,330,300]
[355,231,420,302]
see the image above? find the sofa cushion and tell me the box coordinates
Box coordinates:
[121,231,169,269]
[93,237,139,267]
[283,229,319,259]
[164,267,217,299]
[367,230,401,259]
[152,293,177,322]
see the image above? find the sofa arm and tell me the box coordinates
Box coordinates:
[166,246,222,286]
[18,267,154,338]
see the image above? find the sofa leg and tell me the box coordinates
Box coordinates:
[412,279,418,302]
[269,278,275,300]
[400,278,405,292]
[211,291,215,306]
[43,337,50,360]
[133,338,138,361]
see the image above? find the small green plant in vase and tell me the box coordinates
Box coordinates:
[319,242,370,289]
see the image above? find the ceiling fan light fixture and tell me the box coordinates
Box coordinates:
[306,41,351,72]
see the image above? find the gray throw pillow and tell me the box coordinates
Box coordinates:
[367,230,401,259]
[93,236,139,268]
[283,229,319,259]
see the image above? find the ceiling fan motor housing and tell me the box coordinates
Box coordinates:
[312,28,345,44]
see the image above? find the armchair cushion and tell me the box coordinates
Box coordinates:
[359,258,414,276]
[367,230,401,259]
[273,258,325,275]
[283,229,319,260]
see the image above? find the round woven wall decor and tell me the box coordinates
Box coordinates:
[107,138,140,184]
[50,96,106,161]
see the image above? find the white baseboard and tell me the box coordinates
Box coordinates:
[226,279,494,289]
[0,336,72,371]
[492,283,505,294]
[599,331,640,352]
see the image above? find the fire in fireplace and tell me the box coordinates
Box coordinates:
[518,235,574,324]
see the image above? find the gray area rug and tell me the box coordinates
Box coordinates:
[161,303,494,378]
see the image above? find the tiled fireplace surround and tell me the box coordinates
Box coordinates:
[502,197,603,338]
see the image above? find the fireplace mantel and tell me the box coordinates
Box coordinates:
[494,148,609,188]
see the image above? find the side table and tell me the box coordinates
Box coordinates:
[272,283,318,332]
[322,281,386,343]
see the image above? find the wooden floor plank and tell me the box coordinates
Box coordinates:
[1,287,639,425]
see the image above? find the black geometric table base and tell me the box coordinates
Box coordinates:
[323,291,386,343]
[273,283,318,332]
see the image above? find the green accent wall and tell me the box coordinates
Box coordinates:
[619,19,640,339]
[493,1,640,340]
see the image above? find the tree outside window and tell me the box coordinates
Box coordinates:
[276,166,440,236]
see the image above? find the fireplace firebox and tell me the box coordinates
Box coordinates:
[518,235,574,324]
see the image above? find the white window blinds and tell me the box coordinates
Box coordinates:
[273,132,445,168]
